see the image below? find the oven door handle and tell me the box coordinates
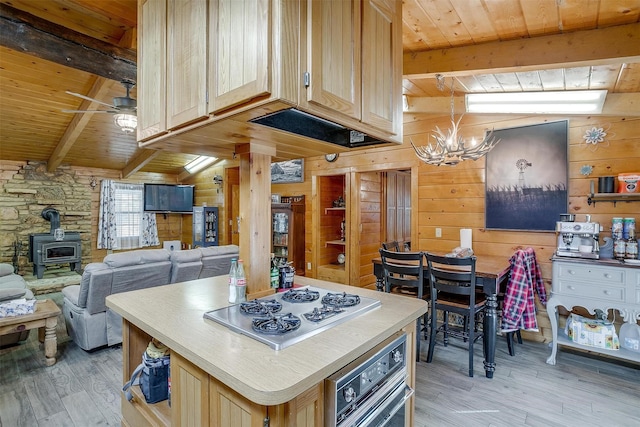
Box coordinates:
[355,382,414,427]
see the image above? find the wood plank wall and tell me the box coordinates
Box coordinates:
[6,113,629,342]
[188,113,638,343]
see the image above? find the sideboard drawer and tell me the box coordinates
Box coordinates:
[555,264,625,285]
[555,280,625,302]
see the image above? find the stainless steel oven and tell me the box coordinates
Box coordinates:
[325,333,413,427]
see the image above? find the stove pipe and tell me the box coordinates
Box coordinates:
[41,207,61,234]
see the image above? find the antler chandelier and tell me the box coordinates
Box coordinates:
[411,76,500,166]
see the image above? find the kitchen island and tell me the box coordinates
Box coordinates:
[106,275,427,427]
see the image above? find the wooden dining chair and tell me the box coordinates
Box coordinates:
[381,241,401,252]
[425,252,486,377]
[379,248,429,361]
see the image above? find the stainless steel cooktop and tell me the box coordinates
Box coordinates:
[203,286,381,350]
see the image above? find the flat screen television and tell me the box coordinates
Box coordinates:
[144,184,195,214]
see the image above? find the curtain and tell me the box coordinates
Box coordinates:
[97,180,159,250]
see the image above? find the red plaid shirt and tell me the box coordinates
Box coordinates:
[501,248,547,332]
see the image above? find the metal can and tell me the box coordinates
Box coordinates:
[623,218,635,240]
[612,217,623,238]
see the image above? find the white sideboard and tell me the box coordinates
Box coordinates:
[546,257,640,365]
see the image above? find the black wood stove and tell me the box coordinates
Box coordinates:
[28,208,82,279]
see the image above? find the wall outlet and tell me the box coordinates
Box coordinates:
[435,228,442,238]
[307,262,312,270]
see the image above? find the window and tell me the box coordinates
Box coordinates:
[98,180,159,250]
[114,184,143,249]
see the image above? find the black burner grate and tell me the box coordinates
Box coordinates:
[281,289,320,303]
[239,299,282,316]
[252,313,301,335]
[321,292,361,308]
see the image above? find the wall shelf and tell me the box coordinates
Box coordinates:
[325,239,346,247]
[587,193,640,206]
[324,207,346,214]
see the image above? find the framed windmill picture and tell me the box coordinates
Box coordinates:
[485,121,568,231]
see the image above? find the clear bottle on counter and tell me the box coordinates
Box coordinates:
[625,228,638,259]
[614,235,627,260]
[236,259,246,302]
[228,258,238,303]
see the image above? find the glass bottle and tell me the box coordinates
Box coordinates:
[625,228,638,260]
[228,258,238,303]
[614,235,627,260]
[236,259,246,302]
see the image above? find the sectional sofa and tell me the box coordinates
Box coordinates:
[62,245,238,351]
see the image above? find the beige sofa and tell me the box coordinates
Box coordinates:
[62,245,238,351]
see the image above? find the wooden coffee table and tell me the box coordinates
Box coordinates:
[0,299,61,366]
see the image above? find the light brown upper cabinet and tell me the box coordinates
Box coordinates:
[166,0,208,129]
[137,0,167,141]
[361,0,402,136]
[208,0,271,113]
[138,0,208,141]
[137,0,402,151]
[303,0,402,136]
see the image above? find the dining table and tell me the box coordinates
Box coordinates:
[372,254,511,378]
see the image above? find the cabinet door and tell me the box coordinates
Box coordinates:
[306,0,361,120]
[272,209,290,263]
[138,0,167,141]
[204,207,219,246]
[193,206,204,247]
[167,0,208,129]
[361,0,402,135]
[209,0,271,113]
[210,378,267,427]
[171,352,209,427]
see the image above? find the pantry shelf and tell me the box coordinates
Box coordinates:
[587,193,640,207]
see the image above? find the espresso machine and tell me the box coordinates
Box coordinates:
[556,215,601,259]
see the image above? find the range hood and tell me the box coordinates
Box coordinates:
[250,108,387,149]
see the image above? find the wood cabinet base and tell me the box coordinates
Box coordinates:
[120,321,323,427]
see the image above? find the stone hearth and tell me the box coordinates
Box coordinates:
[23,267,81,295]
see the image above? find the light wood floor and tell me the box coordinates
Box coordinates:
[1,292,638,427]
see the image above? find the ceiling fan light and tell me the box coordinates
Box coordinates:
[114,113,137,133]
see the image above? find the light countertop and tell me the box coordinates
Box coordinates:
[106,275,427,405]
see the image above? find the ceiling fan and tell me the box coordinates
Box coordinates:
[62,79,138,133]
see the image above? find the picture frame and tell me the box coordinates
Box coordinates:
[271,159,304,183]
[271,194,281,203]
[485,120,568,231]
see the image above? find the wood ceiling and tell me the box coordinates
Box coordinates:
[1,0,639,177]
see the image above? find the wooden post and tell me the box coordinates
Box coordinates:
[236,142,276,298]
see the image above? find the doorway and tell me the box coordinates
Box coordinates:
[384,170,411,250]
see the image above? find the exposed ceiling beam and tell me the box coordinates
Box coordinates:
[404,93,640,116]
[122,149,162,179]
[47,77,113,172]
[0,3,136,82]
[404,23,640,79]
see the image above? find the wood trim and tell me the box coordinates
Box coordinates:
[404,23,640,78]
[0,4,136,81]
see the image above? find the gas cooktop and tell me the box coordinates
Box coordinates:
[203,286,381,350]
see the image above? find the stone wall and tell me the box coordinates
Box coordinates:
[0,161,92,276]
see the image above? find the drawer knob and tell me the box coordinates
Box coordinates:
[568,270,575,275]
[604,274,611,279]
[603,290,611,295]
[568,285,575,290]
